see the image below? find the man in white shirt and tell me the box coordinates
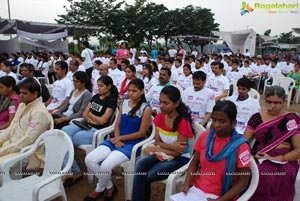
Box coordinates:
[206,61,230,102]
[226,59,244,95]
[108,58,125,91]
[265,59,282,80]
[24,52,38,67]
[183,71,215,127]
[165,59,178,85]
[239,60,252,77]
[227,77,260,134]
[46,61,74,112]
[174,58,183,76]
[146,67,171,116]
[81,41,94,78]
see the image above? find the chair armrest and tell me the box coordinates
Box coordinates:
[0,145,39,182]
[140,139,155,158]
[164,158,192,201]
[20,145,34,153]
[95,125,115,145]
[166,156,192,185]
[129,126,156,166]
[32,174,62,201]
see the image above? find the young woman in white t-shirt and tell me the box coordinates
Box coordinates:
[178,64,193,90]
[142,63,157,94]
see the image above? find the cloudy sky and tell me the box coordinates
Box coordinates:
[0,0,299,36]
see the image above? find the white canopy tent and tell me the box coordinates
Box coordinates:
[212,29,257,57]
[0,18,101,53]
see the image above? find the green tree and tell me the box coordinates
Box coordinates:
[264,29,271,36]
[56,0,219,50]
[56,0,125,34]
[277,32,295,43]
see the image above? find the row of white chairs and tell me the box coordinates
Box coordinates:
[78,119,260,201]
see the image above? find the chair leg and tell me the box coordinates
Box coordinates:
[60,181,68,201]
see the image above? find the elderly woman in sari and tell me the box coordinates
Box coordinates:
[244,85,300,201]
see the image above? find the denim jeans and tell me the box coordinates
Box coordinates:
[62,124,97,173]
[132,155,189,201]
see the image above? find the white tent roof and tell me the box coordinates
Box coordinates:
[0,18,101,53]
[0,18,101,36]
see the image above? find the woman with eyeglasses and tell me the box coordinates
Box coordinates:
[244,85,300,201]
[51,71,92,129]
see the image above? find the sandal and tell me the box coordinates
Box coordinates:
[63,175,83,187]
[104,185,118,201]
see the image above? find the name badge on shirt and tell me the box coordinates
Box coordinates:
[191,111,200,119]
[239,150,251,166]
[29,120,37,129]
[287,119,298,131]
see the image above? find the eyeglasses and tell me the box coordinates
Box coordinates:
[265,100,283,107]
[72,80,80,83]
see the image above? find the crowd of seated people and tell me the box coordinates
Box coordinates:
[0,44,299,200]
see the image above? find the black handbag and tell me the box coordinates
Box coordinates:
[72,120,92,130]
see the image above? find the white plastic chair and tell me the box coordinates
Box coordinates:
[231,80,238,96]
[295,89,300,104]
[263,73,284,95]
[236,157,259,201]
[278,77,295,108]
[248,88,260,100]
[16,62,23,79]
[93,117,155,200]
[89,119,155,200]
[70,109,119,183]
[0,129,74,201]
[122,123,155,200]
[163,122,206,201]
[0,113,54,182]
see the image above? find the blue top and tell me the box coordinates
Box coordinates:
[101,99,149,158]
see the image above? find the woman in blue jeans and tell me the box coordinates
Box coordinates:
[132,86,194,201]
[62,76,118,186]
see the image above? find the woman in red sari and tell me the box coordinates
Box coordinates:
[244,85,300,201]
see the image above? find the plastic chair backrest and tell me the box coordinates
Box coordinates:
[248,88,260,100]
[189,123,206,156]
[273,74,285,85]
[237,157,259,200]
[279,77,295,94]
[42,130,74,176]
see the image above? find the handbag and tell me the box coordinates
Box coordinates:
[73,120,92,130]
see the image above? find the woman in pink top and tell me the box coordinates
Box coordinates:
[178,100,251,200]
[116,42,130,65]
[0,76,21,129]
